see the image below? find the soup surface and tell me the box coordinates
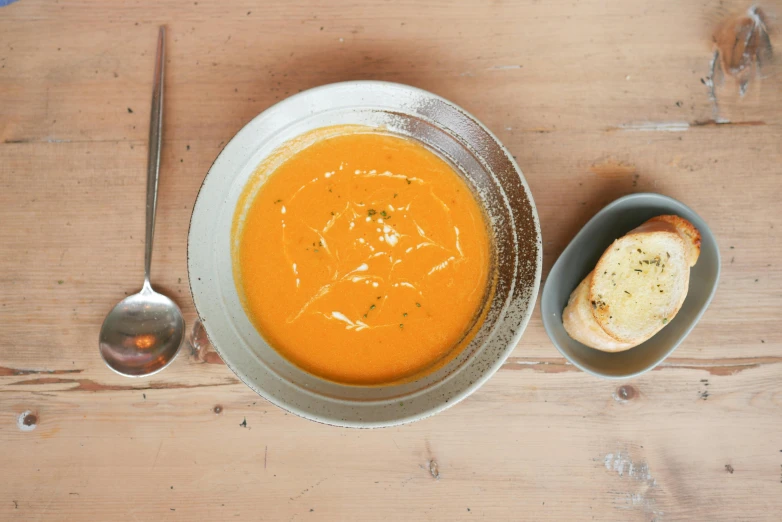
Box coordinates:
[235,130,491,385]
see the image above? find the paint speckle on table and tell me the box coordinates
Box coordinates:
[603,452,655,484]
[602,451,663,519]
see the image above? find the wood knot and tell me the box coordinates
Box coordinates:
[711,6,771,95]
[213,405,223,415]
[615,385,637,401]
[18,410,37,431]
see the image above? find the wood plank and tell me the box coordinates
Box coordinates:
[1,364,780,521]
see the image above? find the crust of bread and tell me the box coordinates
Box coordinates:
[562,271,636,353]
[646,215,701,267]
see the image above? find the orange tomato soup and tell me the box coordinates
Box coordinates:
[234,130,491,385]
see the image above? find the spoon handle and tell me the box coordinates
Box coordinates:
[143,26,166,289]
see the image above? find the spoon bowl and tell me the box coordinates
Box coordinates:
[99,283,185,377]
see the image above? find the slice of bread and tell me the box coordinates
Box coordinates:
[562,271,636,353]
[562,215,701,351]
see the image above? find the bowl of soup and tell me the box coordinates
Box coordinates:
[188,81,541,427]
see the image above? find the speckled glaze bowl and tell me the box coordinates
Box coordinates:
[188,81,541,427]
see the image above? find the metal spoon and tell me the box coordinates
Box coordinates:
[99,27,184,377]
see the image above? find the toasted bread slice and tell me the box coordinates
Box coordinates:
[562,215,701,352]
[590,217,694,344]
[562,271,636,352]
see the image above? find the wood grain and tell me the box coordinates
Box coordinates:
[1,0,781,520]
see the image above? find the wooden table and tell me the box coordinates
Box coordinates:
[2,1,780,520]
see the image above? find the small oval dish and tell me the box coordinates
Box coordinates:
[541,193,720,379]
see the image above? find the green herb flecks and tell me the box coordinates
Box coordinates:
[662,318,668,324]
[380,210,390,219]
[415,302,421,307]
[367,209,377,217]
[274,199,282,204]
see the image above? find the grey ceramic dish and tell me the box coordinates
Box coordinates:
[541,193,720,379]
[188,81,542,427]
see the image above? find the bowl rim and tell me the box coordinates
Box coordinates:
[187,80,542,426]
[541,192,721,380]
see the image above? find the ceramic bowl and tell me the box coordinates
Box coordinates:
[188,81,541,427]
[541,193,720,379]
